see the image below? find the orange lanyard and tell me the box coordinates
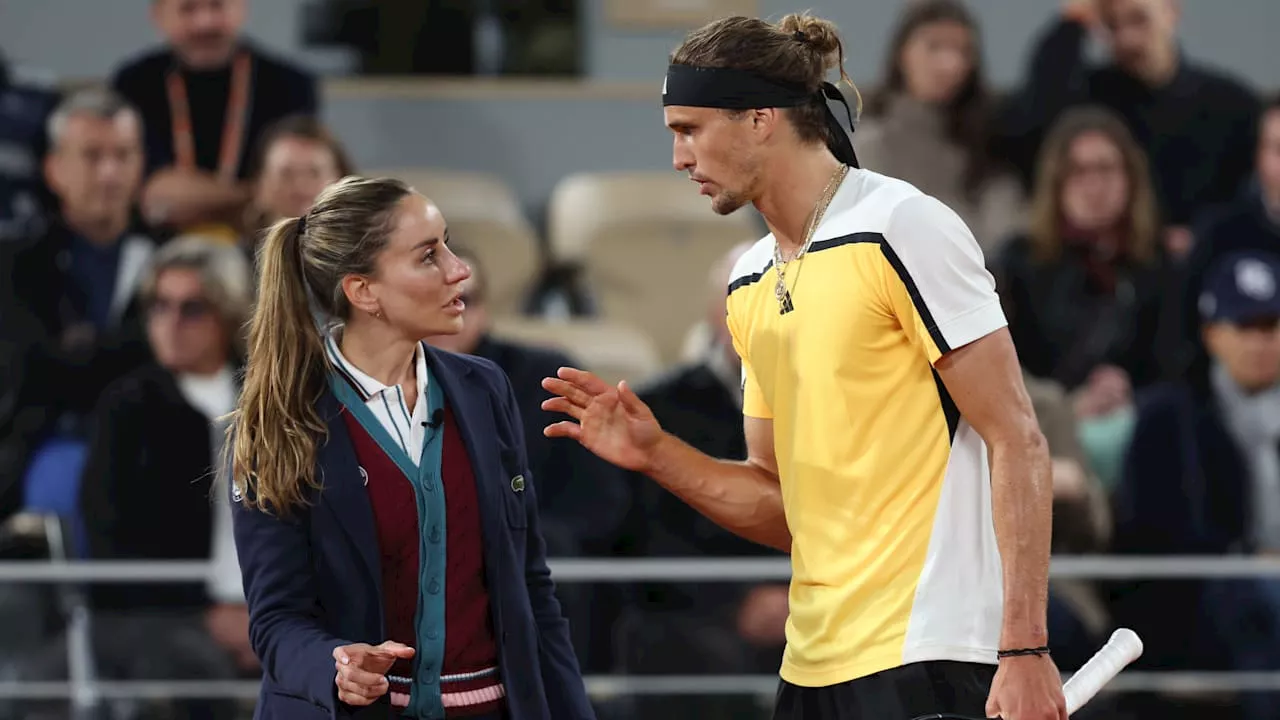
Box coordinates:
[165,50,252,182]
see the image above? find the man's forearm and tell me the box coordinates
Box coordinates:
[990,430,1054,648]
[644,433,790,552]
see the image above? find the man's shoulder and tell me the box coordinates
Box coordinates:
[111,47,173,88]
[247,44,317,85]
[0,224,61,267]
[1184,62,1259,109]
[1134,381,1199,422]
[98,364,172,414]
[820,168,928,240]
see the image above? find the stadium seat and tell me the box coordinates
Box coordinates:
[546,171,760,363]
[489,317,662,387]
[369,168,542,318]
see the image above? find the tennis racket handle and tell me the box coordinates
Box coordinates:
[1062,628,1143,714]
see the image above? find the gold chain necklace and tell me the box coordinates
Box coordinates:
[773,164,849,315]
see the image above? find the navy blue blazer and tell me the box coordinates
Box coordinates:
[231,348,595,720]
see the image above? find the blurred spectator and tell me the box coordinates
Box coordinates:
[426,246,630,671]
[992,107,1164,416]
[1166,94,1280,377]
[14,235,250,720]
[611,242,782,720]
[855,0,1023,254]
[0,51,59,243]
[1113,249,1280,719]
[0,88,153,523]
[240,114,353,251]
[1002,0,1259,254]
[112,0,319,241]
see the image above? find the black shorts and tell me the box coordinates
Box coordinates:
[772,660,996,720]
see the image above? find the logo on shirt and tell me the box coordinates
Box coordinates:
[511,475,525,492]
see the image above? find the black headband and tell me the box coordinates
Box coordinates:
[662,64,859,168]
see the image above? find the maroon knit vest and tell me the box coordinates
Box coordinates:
[342,405,502,717]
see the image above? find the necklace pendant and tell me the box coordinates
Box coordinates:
[778,290,795,315]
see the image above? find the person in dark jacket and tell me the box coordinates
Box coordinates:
[1001,0,1259,243]
[993,106,1165,401]
[1114,249,1280,720]
[228,176,593,719]
[8,236,254,720]
[427,246,631,674]
[612,243,785,720]
[0,88,154,523]
[112,0,319,239]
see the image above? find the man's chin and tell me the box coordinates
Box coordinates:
[711,194,749,216]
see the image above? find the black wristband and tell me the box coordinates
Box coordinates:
[997,646,1051,659]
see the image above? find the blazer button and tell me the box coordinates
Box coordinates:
[428,580,441,595]
[427,629,439,640]
[429,526,441,543]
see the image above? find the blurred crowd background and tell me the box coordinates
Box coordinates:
[0,0,1278,718]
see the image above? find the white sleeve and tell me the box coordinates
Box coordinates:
[880,194,1007,361]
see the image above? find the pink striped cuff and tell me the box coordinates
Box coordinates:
[442,682,506,708]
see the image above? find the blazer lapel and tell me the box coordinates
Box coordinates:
[315,390,383,596]
[426,348,507,561]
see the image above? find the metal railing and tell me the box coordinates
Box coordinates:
[7,554,1280,583]
[3,555,1280,702]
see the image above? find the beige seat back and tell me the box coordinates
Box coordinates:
[369,168,541,317]
[489,317,662,387]
[547,172,760,363]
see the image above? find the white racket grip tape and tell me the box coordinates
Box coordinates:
[1062,628,1143,715]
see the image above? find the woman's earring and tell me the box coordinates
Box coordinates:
[374,308,384,320]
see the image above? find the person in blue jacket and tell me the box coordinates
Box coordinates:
[224,175,594,720]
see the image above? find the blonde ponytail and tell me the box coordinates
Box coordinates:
[227,216,329,515]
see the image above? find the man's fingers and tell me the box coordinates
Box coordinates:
[556,367,612,395]
[544,421,583,440]
[541,377,595,408]
[541,397,583,420]
[617,381,649,417]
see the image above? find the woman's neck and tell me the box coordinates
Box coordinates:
[338,319,418,388]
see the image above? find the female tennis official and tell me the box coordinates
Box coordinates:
[226,176,594,720]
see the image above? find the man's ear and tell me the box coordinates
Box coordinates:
[750,107,782,141]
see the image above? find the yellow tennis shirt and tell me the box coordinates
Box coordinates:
[726,168,1007,688]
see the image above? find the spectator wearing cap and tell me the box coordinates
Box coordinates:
[1111,250,1280,718]
[111,0,318,241]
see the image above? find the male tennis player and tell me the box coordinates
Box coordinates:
[542,12,1065,720]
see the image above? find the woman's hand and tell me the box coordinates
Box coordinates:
[332,641,415,706]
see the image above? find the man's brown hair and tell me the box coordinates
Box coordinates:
[671,13,860,147]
